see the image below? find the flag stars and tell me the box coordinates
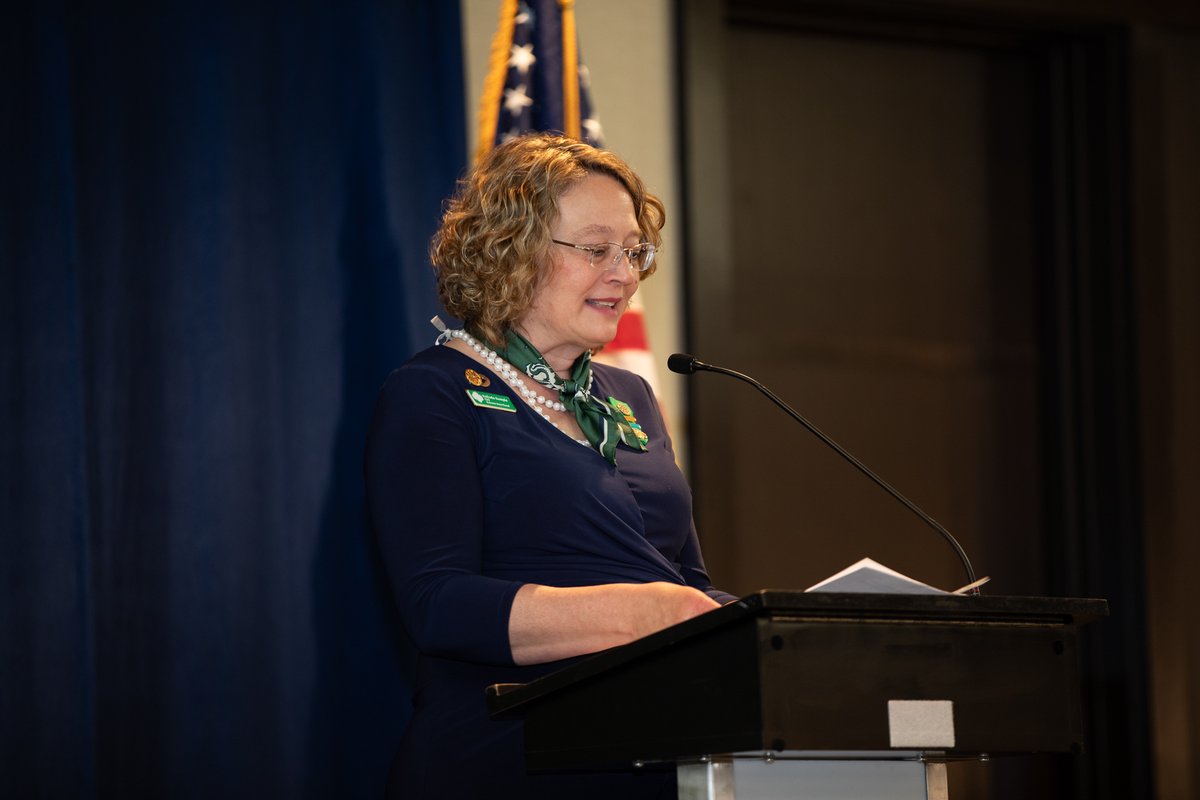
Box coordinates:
[503,85,535,116]
[509,43,536,75]
[582,117,604,143]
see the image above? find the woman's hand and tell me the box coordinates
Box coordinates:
[508,581,721,666]
[622,581,722,641]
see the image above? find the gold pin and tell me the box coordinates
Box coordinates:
[465,369,490,387]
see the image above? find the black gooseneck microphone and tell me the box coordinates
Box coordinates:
[668,352,979,593]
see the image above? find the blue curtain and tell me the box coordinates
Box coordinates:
[0,2,465,796]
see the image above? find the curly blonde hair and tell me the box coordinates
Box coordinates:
[431,133,665,348]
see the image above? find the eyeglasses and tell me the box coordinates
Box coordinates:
[551,239,657,273]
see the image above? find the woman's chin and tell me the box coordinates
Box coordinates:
[591,330,621,352]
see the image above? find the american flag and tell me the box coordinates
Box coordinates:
[476,0,664,399]
[476,0,604,161]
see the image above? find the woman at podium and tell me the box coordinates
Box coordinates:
[365,134,733,798]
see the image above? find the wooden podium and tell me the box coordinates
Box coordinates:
[488,591,1107,799]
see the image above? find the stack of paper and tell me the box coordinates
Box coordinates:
[806,557,990,595]
[805,557,946,594]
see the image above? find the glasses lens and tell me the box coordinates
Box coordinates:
[583,243,620,269]
[582,242,656,271]
[600,243,623,269]
[629,244,655,272]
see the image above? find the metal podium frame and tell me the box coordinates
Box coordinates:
[676,756,946,800]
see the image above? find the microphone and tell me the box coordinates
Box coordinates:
[668,352,979,593]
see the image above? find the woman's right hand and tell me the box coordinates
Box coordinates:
[508,581,721,666]
[619,581,722,641]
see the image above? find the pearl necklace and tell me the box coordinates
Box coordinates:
[443,328,590,445]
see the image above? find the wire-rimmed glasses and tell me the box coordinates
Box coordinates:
[551,239,657,273]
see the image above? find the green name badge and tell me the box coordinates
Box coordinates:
[466,389,517,412]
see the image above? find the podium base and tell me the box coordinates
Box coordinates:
[677,757,949,800]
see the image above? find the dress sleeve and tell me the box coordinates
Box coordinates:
[365,362,523,665]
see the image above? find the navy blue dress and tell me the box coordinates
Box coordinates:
[365,344,732,798]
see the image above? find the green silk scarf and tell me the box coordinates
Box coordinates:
[495,328,646,465]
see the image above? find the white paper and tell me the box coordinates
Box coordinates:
[805,557,946,594]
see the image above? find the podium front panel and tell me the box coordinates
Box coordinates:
[757,616,1082,753]
[491,593,1104,772]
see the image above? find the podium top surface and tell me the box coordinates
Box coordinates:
[487,591,1108,719]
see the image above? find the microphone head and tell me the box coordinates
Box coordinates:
[667,353,698,375]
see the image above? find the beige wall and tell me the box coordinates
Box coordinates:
[461,0,688,463]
